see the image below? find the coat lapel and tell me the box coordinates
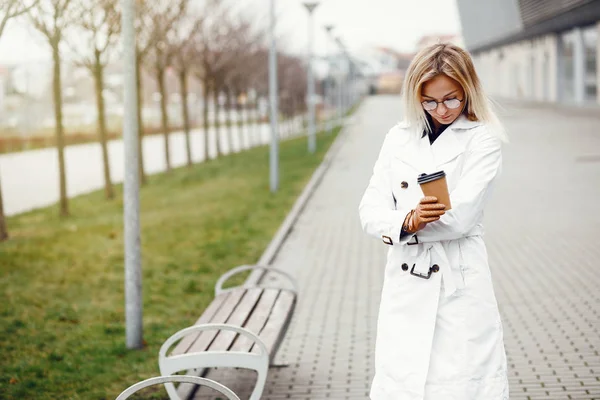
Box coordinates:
[430,127,464,166]
[394,125,434,173]
[431,115,480,167]
[393,115,481,172]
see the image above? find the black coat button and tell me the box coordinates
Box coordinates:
[401,263,409,271]
[401,181,408,189]
[431,264,440,273]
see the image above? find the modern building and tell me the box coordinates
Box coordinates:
[456,0,600,105]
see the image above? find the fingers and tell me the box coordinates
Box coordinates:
[419,209,445,218]
[413,197,447,228]
[419,196,439,204]
[420,203,446,211]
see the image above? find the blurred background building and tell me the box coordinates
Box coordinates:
[457,0,600,105]
[355,38,466,96]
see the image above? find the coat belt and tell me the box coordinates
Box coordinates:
[411,225,483,298]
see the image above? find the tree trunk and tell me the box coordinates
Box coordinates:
[213,84,221,157]
[135,53,147,185]
[202,79,210,161]
[291,96,297,136]
[255,101,261,145]
[93,53,114,199]
[52,43,69,217]
[179,69,192,166]
[251,99,257,147]
[0,173,8,241]
[157,65,170,171]
[224,88,234,153]
[235,90,245,150]
[247,96,254,148]
[283,97,292,138]
[282,99,288,138]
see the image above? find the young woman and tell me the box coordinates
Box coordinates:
[359,43,510,399]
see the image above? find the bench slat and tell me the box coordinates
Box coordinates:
[207,288,263,352]
[175,290,247,399]
[170,292,231,356]
[252,290,296,360]
[186,289,246,354]
[229,288,280,354]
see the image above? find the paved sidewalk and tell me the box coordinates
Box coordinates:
[195,96,600,399]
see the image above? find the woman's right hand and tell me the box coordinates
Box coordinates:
[404,196,446,233]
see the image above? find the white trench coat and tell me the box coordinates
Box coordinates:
[359,115,509,400]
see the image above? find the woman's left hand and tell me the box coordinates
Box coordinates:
[404,196,446,233]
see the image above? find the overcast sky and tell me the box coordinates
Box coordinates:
[0,0,462,65]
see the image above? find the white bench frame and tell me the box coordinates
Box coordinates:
[115,375,240,400]
[215,264,298,296]
[159,264,298,400]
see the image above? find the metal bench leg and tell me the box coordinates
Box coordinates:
[159,324,270,400]
[249,368,268,400]
[115,375,240,400]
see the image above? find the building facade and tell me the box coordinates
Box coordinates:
[456,0,600,105]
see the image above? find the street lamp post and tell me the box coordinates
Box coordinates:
[324,24,334,135]
[269,0,279,192]
[303,1,319,154]
[122,0,143,349]
[335,36,345,127]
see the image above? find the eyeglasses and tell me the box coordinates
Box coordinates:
[421,98,464,111]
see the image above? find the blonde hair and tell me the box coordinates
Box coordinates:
[401,43,508,142]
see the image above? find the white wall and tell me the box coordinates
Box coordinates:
[473,33,561,103]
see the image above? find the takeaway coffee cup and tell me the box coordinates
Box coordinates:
[417,171,452,210]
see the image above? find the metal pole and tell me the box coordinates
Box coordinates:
[122,0,143,349]
[342,56,348,114]
[308,12,315,153]
[348,57,353,109]
[269,0,279,192]
[324,25,333,135]
[303,2,319,154]
[343,57,349,113]
[337,61,343,127]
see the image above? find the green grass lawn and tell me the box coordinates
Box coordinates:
[0,127,340,399]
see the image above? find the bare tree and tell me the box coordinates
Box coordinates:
[0,0,38,36]
[1,2,37,239]
[132,0,158,184]
[146,0,186,171]
[69,0,119,199]
[212,56,231,155]
[0,0,39,240]
[193,0,232,161]
[169,8,203,167]
[244,47,269,145]
[279,53,307,120]
[29,0,76,217]
[225,20,266,150]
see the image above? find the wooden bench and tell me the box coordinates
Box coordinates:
[158,264,298,400]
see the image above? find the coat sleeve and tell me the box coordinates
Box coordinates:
[415,128,503,243]
[358,128,417,245]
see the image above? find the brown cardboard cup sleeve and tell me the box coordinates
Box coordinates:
[417,171,452,211]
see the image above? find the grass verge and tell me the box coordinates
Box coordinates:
[0,126,341,399]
